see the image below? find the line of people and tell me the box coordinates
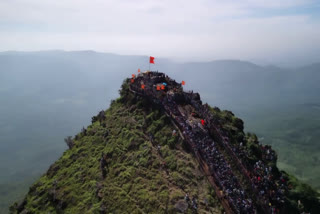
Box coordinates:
[129,71,287,213]
[183,83,286,213]
[130,72,256,213]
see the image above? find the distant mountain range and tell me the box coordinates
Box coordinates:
[0,51,319,213]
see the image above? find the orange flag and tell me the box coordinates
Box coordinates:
[138,68,140,73]
[161,85,165,90]
[182,81,185,85]
[156,85,160,90]
[141,84,145,89]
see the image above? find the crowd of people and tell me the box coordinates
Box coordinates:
[183,85,286,213]
[129,71,287,214]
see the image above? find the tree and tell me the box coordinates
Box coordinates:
[97,110,106,123]
[81,127,87,136]
[64,136,74,149]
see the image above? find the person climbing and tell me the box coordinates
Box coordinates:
[204,198,209,208]
[157,145,162,156]
[100,153,107,179]
[191,196,198,210]
[148,133,154,143]
[185,193,190,202]
[161,161,168,175]
[195,123,201,128]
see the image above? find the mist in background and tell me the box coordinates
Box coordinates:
[1,0,320,67]
[1,51,320,212]
[1,0,320,213]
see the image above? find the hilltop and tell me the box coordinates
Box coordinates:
[10,71,320,213]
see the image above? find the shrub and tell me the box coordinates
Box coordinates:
[167,136,178,149]
[64,136,74,149]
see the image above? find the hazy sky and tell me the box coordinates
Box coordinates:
[1,0,320,65]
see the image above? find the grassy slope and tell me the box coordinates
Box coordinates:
[10,79,320,213]
[10,81,222,213]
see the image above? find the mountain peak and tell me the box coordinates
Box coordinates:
[11,71,320,214]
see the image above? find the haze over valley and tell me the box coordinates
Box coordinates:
[1,51,319,212]
[1,0,320,213]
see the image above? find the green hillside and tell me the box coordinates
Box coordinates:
[2,52,320,213]
[10,80,222,213]
[10,76,320,213]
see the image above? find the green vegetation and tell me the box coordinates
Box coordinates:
[1,52,320,213]
[10,80,221,213]
[209,106,320,213]
[10,79,320,213]
[243,105,320,192]
[284,172,320,213]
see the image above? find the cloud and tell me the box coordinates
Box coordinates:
[1,0,314,32]
[0,0,319,65]
[242,0,315,9]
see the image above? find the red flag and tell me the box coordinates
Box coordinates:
[138,68,141,73]
[201,119,205,125]
[182,81,185,85]
[141,84,145,89]
[150,56,155,64]
[132,74,135,78]
[156,85,160,90]
[161,85,165,90]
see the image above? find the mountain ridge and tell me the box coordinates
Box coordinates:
[1,51,320,213]
[10,72,320,214]
[2,50,319,69]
